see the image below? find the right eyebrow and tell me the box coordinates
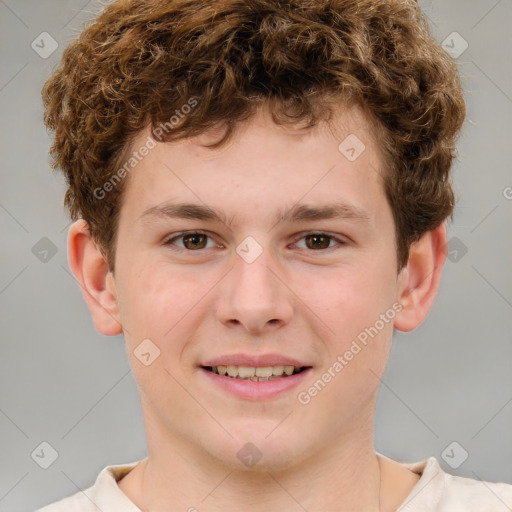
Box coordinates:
[139,202,232,226]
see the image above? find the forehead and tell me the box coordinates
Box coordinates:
[118,104,388,228]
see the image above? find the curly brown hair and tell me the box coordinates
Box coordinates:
[42,0,465,273]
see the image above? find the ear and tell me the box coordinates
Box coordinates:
[393,222,448,332]
[67,219,123,336]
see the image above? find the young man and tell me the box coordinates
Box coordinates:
[38,0,512,510]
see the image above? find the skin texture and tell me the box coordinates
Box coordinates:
[68,105,446,511]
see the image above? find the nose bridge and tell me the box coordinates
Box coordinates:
[235,249,277,299]
[217,243,293,331]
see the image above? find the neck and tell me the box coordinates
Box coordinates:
[125,410,383,511]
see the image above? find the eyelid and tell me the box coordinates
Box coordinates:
[290,231,348,250]
[163,230,223,249]
[162,230,348,251]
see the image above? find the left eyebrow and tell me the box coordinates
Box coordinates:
[278,202,372,225]
[138,201,372,228]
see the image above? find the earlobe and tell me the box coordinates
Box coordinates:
[393,222,448,333]
[67,219,123,336]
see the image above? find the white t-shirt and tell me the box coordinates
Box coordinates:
[36,453,512,511]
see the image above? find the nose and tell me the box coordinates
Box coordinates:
[215,247,294,334]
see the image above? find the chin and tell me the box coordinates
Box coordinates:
[204,426,308,473]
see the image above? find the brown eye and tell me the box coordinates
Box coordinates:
[304,234,332,250]
[164,231,217,251]
[182,233,208,250]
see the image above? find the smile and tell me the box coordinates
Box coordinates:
[203,365,307,381]
[199,359,312,400]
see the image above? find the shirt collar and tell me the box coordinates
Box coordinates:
[93,454,445,512]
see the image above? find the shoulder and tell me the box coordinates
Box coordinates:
[439,470,512,511]
[35,489,96,512]
[395,455,512,512]
[34,460,143,512]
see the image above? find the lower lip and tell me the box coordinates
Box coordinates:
[200,367,312,400]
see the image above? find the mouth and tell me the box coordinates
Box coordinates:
[201,365,309,381]
[199,359,312,400]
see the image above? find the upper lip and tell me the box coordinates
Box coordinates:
[201,353,310,368]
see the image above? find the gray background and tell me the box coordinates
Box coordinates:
[0,1,511,510]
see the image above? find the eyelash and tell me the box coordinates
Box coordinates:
[162,230,347,252]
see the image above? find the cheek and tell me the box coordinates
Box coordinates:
[117,262,221,381]
[302,271,396,421]
[118,261,207,331]
[298,264,397,399]
[300,262,395,334]
[117,264,200,411]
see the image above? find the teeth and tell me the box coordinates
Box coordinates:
[226,365,238,377]
[272,365,284,376]
[238,366,256,378]
[284,365,294,376]
[255,366,273,378]
[209,364,303,379]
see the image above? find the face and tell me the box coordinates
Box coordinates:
[108,105,409,471]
